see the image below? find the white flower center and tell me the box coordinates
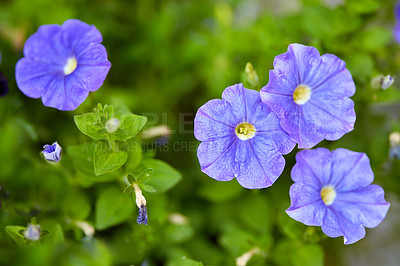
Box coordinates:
[64,57,77,75]
[235,122,256,140]
[293,84,311,105]
[320,185,336,206]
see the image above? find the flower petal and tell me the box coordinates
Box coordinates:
[194,99,236,142]
[302,96,355,143]
[235,137,286,189]
[288,43,321,85]
[250,95,296,155]
[322,208,366,245]
[330,149,374,192]
[15,58,61,98]
[40,75,67,110]
[197,136,237,181]
[23,24,67,64]
[292,148,332,187]
[286,183,326,226]
[61,19,102,51]
[221,83,249,122]
[335,185,390,228]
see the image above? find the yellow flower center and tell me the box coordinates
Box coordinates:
[320,185,336,206]
[64,57,77,75]
[293,85,311,105]
[235,122,256,140]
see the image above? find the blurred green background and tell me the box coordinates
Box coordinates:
[1,0,400,265]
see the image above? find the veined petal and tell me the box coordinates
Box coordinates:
[41,75,67,110]
[288,43,321,84]
[221,83,249,122]
[334,185,390,228]
[61,19,103,51]
[235,137,285,189]
[292,148,332,186]
[16,58,61,98]
[302,96,355,143]
[197,136,237,182]
[322,208,366,245]
[194,99,236,142]
[331,149,374,192]
[286,183,326,226]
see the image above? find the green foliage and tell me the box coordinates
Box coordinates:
[1,0,400,265]
[93,142,128,175]
[95,187,134,230]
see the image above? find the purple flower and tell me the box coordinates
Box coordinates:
[286,148,390,244]
[260,44,356,148]
[42,141,62,162]
[194,83,296,189]
[394,2,400,43]
[15,19,111,110]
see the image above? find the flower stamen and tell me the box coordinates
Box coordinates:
[293,85,311,105]
[235,122,256,140]
[64,57,77,75]
[321,185,336,206]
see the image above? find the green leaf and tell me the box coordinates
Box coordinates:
[140,159,182,193]
[136,168,154,184]
[358,27,392,51]
[237,194,273,233]
[93,142,128,175]
[42,224,64,245]
[74,113,108,140]
[273,241,324,266]
[218,225,254,256]
[198,179,243,203]
[114,113,147,141]
[66,143,120,183]
[123,185,134,194]
[126,173,136,184]
[344,0,380,14]
[140,184,157,193]
[167,257,203,266]
[95,187,134,230]
[5,226,27,247]
[164,223,195,244]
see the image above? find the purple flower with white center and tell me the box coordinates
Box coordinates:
[260,44,356,148]
[15,19,111,110]
[194,83,296,189]
[42,141,62,162]
[286,148,390,244]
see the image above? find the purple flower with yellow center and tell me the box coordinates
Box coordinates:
[194,83,296,189]
[286,148,390,244]
[15,19,111,110]
[260,44,356,148]
[42,141,62,162]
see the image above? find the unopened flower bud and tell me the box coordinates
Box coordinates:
[24,224,41,241]
[245,62,259,88]
[389,132,400,159]
[382,75,394,90]
[105,117,121,133]
[42,141,62,162]
[133,184,148,225]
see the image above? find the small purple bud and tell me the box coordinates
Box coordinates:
[24,224,41,241]
[137,205,148,225]
[42,141,62,162]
